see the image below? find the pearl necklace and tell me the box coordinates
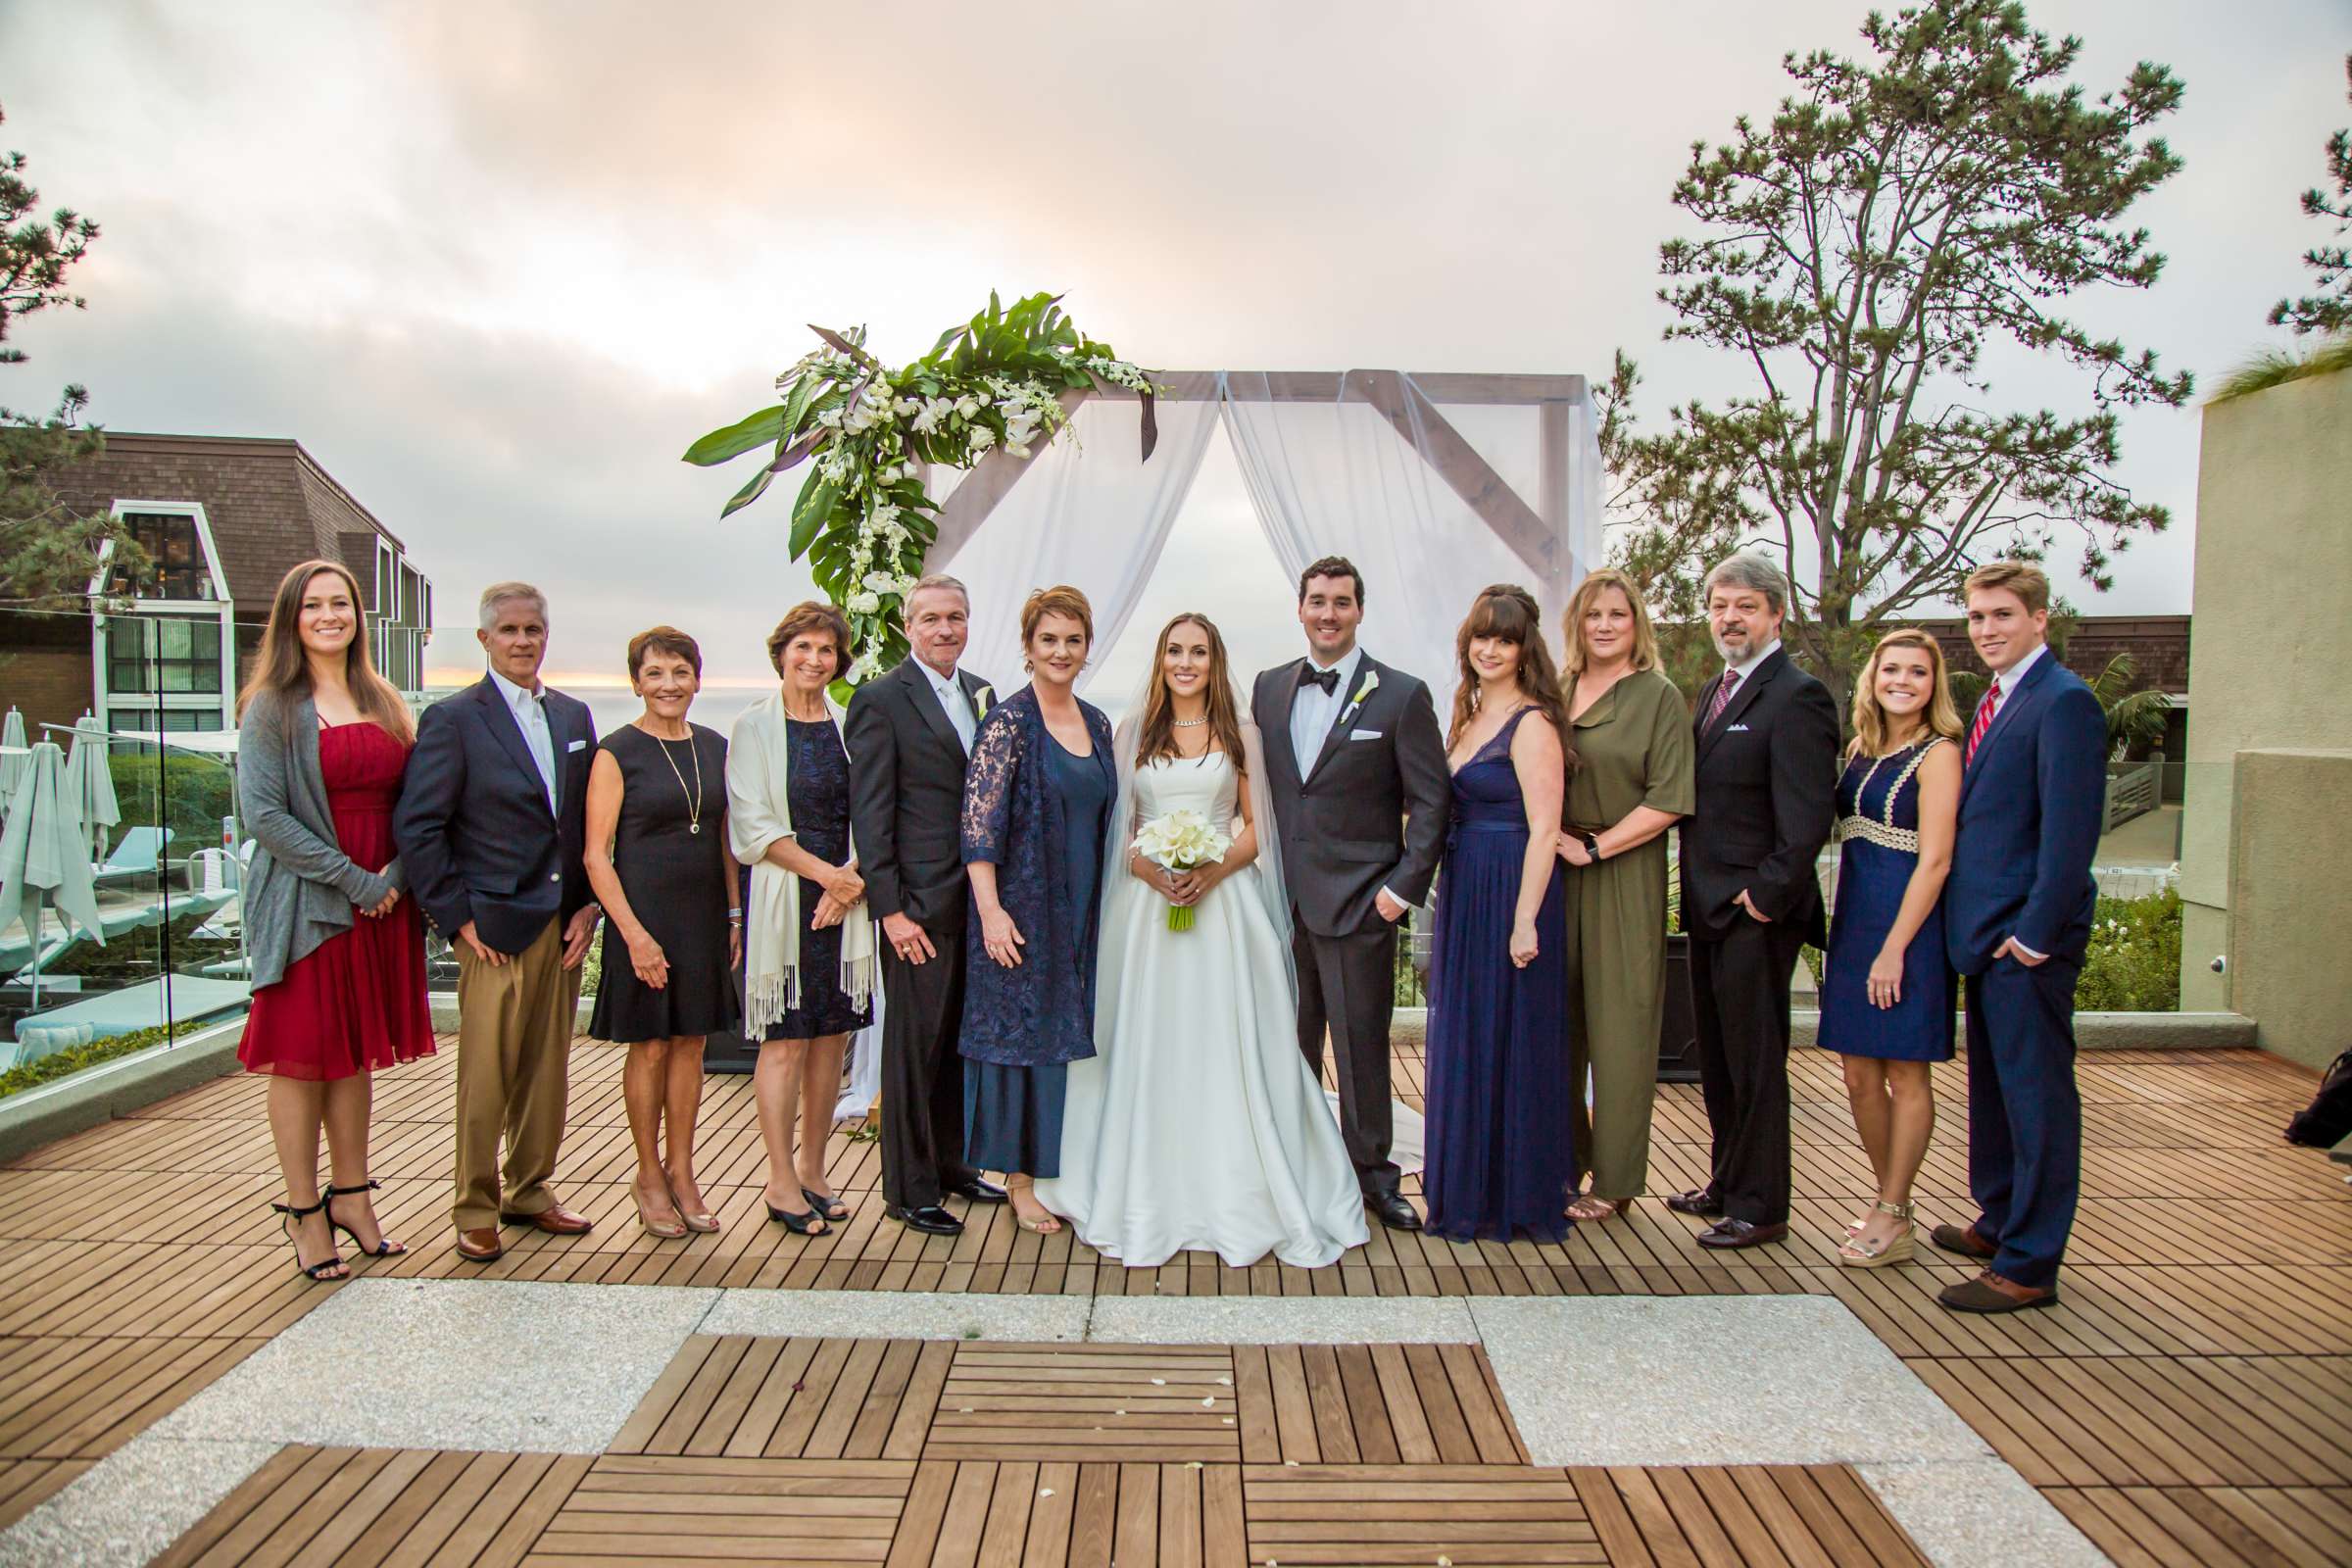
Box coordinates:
[1171,715,1208,728]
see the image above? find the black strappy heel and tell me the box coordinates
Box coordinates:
[324,1179,408,1257]
[766,1199,830,1236]
[800,1186,850,1224]
[271,1197,348,1282]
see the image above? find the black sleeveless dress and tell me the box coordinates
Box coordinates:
[589,723,742,1043]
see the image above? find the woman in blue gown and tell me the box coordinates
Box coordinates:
[1423,585,1574,1244]
[1818,628,1963,1268]
[960,586,1116,1237]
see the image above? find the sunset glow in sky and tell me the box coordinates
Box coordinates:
[5,1,2344,697]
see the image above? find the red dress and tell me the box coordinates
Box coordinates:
[238,722,435,1080]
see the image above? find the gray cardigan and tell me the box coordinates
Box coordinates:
[238,692,405,989]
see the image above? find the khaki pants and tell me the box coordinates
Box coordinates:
[452,916,580,1231]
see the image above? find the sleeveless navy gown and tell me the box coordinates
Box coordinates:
[1423,707,1575,1243]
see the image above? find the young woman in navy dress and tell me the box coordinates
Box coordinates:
[1818,629,1963,1266]
[1422,585,1573,1244]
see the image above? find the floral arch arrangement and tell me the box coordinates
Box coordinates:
[684,291,1154,679]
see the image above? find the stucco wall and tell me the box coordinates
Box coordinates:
[2227,750,2352,1068]
[2179,368,2352,1031]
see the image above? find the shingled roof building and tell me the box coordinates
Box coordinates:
[4,433,432,741]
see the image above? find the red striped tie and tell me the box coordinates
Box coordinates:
[1703,669,1741,731]
[1965,682,2003,765]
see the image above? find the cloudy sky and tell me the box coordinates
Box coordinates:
[4,1,2344,700]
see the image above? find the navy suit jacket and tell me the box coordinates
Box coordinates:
[1943,654,2106,975]
[392,676,598,956]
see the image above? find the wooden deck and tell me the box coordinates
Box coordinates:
[2,1034,2345,1565]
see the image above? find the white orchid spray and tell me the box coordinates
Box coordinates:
[685,292,1162,691]
[1133,808,1232,933]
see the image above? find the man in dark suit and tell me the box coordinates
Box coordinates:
[394,583,604,1262]
[1933,561,2106,1313]
[1667,552,1839,1249]
[1251,556,1451,1232]
[844,574,1007,1236]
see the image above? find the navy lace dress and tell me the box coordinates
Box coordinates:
[1422,706,1574,1243]
[759,716,874,1041]
[1818,739,1957,1062]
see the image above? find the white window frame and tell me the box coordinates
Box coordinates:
[88,501,238,735]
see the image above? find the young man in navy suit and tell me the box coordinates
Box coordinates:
[394,583,604,1262]
[1933,562,2107,1313]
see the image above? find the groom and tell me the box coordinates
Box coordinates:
[1253,557,1450,1231]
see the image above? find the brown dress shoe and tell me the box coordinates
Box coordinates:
[1929,1222,1998,1260]
[1938,1270,2057,1313]
[499,1202,594,1235]
[455,1227,505,1262]
[1694,1218,1788,1250]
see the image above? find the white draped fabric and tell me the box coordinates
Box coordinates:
[933,391,1222,695]
[1219,370,1604,696]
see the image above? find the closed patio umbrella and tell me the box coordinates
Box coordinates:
[0,709,26,829]
[62,713,122,863]
[0,741,102,1008]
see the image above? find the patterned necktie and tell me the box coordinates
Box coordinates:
[1965,681,2003,765]
[1702,668,1741,731]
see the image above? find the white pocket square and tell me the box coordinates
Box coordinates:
[1349,728,1383,740]
[566,738,588,752]
[1726,723,1750,733]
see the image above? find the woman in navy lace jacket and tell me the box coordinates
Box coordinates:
[960,586,1117,1236]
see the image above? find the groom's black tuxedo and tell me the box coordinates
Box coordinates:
[845,657,993,1212]
[1252,652,1450,1200]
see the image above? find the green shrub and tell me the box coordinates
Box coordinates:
[0,1019,204,1099]
[2076,887,2182,1010]
[104,753,236,861]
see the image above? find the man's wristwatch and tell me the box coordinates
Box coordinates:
[1580,832,1603,862]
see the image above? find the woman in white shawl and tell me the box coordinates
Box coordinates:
[727,604,877,1236]
[1035,612,1368,1267]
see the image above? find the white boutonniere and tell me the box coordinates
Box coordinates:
[1347,668,1380,711]
[974,685,995,716]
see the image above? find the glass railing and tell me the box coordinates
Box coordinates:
[1,720,250,1092]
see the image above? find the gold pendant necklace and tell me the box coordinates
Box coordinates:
[649,726,705,835]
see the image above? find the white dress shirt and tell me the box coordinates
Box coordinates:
[918,658,977,753]
[1289,644,1365,775]
[1289,644,1412,912]
[1984,641,2051,959]
[488,667,559,813]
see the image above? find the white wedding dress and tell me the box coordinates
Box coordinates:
[1037,753,1371,1267]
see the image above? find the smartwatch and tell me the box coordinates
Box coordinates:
[1580,832,1603,862]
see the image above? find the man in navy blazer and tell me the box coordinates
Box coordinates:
[394,582,603,1262]
[1933,562,2107,1313]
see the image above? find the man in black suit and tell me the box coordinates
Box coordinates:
[1251,557,1451,1232]
[1667,551,1839,1249]
[844,574,1007,1236]
[394,582,604,1262]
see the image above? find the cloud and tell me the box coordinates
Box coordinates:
[3,0,2346,693]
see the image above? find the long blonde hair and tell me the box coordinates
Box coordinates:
[1848,629,1963,760]
[236,559,415,744]
[1559,568,1661,682]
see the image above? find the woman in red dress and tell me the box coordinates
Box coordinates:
[236,560,435,1281]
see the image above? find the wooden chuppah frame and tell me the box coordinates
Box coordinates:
[926,370,1592,582]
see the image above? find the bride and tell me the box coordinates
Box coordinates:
[1037,612,1370,1267]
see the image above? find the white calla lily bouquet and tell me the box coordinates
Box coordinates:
[1133,808,1231,932]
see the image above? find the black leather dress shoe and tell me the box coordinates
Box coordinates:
[1695,1217,1788,1250]
[1367,1191,1423,1232]
[948,1177,1008,1204]
[1663,1188,1724,1217]
[885,1203,964,1236]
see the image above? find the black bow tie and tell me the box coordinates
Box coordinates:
[1304,666,1341,696]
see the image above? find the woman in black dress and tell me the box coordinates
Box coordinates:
[726,603,874,1235]
[585,626,740,1239]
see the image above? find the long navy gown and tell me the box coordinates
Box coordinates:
[1423,706,1574,1243]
